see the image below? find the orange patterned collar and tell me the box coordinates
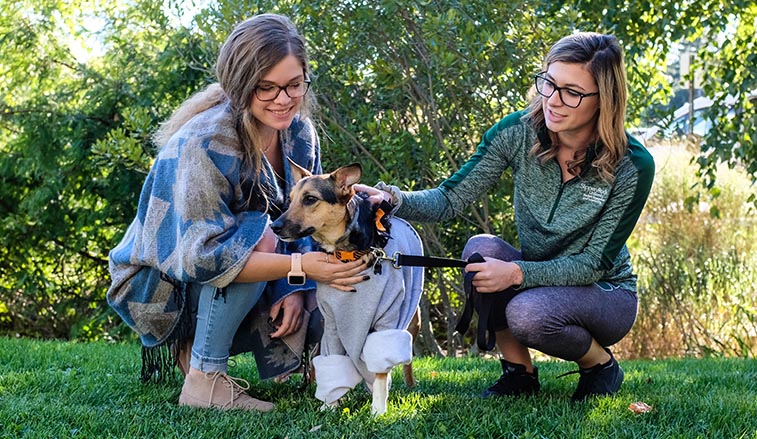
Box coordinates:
[332,248,373,262]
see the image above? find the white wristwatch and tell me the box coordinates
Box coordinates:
[287,253,306,286]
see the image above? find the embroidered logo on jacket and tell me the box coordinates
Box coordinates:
[578,182,610,204]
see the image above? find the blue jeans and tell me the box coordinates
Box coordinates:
[187,281,266,373]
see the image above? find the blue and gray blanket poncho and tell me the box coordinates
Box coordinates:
[107,101,321,381]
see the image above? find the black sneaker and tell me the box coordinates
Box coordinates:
[481,359,540,398]
[568,349,624,401]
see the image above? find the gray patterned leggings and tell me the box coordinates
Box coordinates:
[462,234,638,361]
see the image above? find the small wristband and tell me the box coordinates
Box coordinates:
[287,253,306,286]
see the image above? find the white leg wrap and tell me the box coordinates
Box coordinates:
[313,354,362,404]
[362,329,412,373]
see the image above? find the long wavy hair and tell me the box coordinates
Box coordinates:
[153,13,314,210]
[524,32,627,183]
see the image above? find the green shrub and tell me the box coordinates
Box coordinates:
[621,141,757,358]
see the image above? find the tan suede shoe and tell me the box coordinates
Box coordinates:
[178,368,275,412]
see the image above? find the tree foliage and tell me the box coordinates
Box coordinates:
[1,0,754,351]
[694,4,757,192]
[0,0,209,338]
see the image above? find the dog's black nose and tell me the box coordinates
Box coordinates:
[270,221,282,235]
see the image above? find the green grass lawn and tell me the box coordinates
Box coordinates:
[1,337,755,439]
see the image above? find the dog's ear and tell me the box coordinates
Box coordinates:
[287,157,312,183]
[330,163,362,193]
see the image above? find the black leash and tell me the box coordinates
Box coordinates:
[369,247,468,270]
[393,253,468,268]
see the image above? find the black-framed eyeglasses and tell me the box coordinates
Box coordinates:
[254,77,311,102]
[534,73,598,108]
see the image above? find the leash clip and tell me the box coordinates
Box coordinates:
[370,247,402,270]
[369,247,386,274]
[390,252,402,269]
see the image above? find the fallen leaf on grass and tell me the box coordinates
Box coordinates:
[628,401,653,413]
[309,425,322,432]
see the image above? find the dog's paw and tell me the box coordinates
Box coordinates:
[273,372,292,383]
[370,403,387,416]
[319,400,340,411]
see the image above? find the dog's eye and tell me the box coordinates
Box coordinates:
[302,195,319,206]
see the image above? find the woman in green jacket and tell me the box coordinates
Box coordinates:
[363,32,654,401]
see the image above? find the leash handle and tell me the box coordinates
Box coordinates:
[454,253,498,351]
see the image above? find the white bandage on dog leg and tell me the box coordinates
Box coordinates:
[313,354,362,404]
[362,329,413,374]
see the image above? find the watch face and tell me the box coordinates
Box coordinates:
[288,274,306,286]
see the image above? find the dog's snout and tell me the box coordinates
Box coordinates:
[270,220,283,235]
[270,216,311,242]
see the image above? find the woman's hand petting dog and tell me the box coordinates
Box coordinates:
[302,253,369,292]
[464,257,524,292]
[352,184,391,206]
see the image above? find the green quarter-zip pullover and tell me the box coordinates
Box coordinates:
[394,111,655,292]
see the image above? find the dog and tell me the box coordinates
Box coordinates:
[271,161,423,415]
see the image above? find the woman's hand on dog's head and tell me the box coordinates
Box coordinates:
[302,252,369,292]
[353,184,391,207]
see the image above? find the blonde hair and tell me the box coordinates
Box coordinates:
[525,32,628,183]
[153,14,313,209]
